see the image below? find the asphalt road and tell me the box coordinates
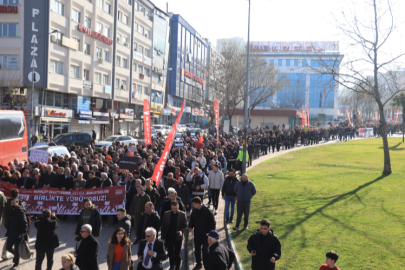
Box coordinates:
[0,215,187,270]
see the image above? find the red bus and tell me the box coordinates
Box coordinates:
[0,111,28,166]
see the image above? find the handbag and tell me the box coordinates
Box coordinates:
[18,236,33,260]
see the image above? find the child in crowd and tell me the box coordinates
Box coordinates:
[319,250,340,270]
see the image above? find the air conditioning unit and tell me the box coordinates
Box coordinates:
[120,85,126,90]
[124,42,129,47]
[50,35,57,43]
[98,58,103,64]
[144,34,148,37]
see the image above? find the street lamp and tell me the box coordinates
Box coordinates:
[242,0,251,174]
[30,29,58,146]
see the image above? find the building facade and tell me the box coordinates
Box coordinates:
[167,14,208,124]
[249,41,344,124]
[0,0,170,142]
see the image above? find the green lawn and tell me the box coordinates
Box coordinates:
[231,138,405,270]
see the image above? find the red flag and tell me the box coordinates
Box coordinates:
[215,99,220,145]
[395,109,399,123]
[307,106,310,127]
[302,106,305,126]
[198,135,204,144]
[390,108,393,121]
[143,99,152,145]
[346,109,352,125]
[151,101,185,186]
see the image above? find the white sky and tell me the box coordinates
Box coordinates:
[153,0,405,73]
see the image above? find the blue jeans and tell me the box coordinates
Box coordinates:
[113,261,121,270]
[224,195,236,220]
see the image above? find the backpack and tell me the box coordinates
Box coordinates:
[18,236,34,260]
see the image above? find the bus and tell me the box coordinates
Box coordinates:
[0,111,28,166]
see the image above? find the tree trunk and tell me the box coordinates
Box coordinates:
[378,104,392,174]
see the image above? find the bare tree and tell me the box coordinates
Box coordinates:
[277,73,306,110]
[309,0,405,174]
[0,72,27,111]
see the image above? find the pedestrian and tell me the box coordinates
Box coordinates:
[161,201,188,270]
[34,209,60,270]
[130,186,150,244]
[1,188,18,260]
[207,164,224,214]
[160,188,186,216]
[205,230,231,270]
[106,227,132,270]
[74,224,99,270]
[137,202,161,242]
[31,133,38,147]
[116,208,132,238]
[221,168,240,224]
[189,197,216,270]
[233,173,256,231]
[60,254,79,270]
[319,250,340,270]
[5,197,28,269]
[247,219,281,270]
[137,227,167,270]
[75,198,102,240]
[173,176,190,211]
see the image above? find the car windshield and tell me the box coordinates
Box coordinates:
[53,135,63,142]
[175,133,182,138]
[154,126,162,130]
[103,136,117,142]
[189,129,199,133]
[151,127,156,133]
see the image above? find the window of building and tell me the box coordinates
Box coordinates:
[104,50,110,62]
[72,37,80,50]
[132,61,137,72]
[302,59,308,66]
[144,49,150,58]
[122,36,128,45]
[103,74,109,85]
[83,69,90,80]
[122,80,127,90]
[70,65,79,78]
[104,2,111,14]
[137,85,142,94]
[51,0,64,16]
[134,22,138,32]
[138,25,144,35]
[133,42,138,52]
[124,0,131,5]
[95,72,101,84]
[96,22,103,33]
[152,90,162,104]
[52,30,62,41]
[294,59,299,67]
[278,59,282,66]
[0,0,19,4]
[115,78,119,88]
[118,11,122,21]
[85,17,91,28]
[84,43,90,55]
[96,47,102,59]
[138,45,144,55]
[0,23,18,37]
[71,9,80,23]
[138,65,143,74]
[144,87,149,95]
[96,0,102,9]
[134,2,138,11]
[123,14,129,25]
[50,60,63,74]
[269,59,274,66]
[286,59,290,67]
[103,27,110,38]
[144,29,150,39]
[122,58,128,68]
[0,55,18,69]
[116,56,121,66]
[145,68,149,76]
[116,33,121,43]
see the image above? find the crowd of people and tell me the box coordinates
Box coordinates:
[0,120,394,269]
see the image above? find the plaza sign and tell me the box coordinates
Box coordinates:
[250,41,339,52]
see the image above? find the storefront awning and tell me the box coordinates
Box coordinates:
[41,117,70,122]
[92,120,110,124]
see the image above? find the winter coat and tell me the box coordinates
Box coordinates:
[221,176,240,197]
[34,216,60,250]
[234,180,256,201]
[189,205,215,240]
[75,205,102,237]
[137,211,161,241]
[106,242,131,270]
[208,170,224,190]
[206,242,230,270]
[117,215,132,238]
[247,229,281,270]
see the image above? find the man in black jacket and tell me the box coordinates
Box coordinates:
[34,209,60,270]
[17,169,34,189]
[75,198,102,240]
[144,179,160,206]
[206,230,230,270]
[221,169,240,224]
[116,208,131,237]
[75,224,99,270]
[247,219,281,270]
[137,227,167,270]
[42,165,58,188]
[59,167,74,190]
[5,197,28,269]
[189,197,216,270]
[137,202,160,242]
[100,172,112,187]
[85,171,101,189]
[174,177,190,211]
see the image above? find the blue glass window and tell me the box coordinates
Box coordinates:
[310,60,339,67]
[276,73,306,110]
[286,60,290,67]
[294,60,298,67]
[309,74,335,108]
[302,59,308,66]
[278,59,282,66]
[269,59,274,66]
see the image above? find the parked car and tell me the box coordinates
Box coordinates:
[189,128,201,137]
[153,125,171,136]
[53,132,92,148]
[151,127,157,139]
[175,133,183,139]
[94,135,138,151]
[28,145,71,160]
[177,124,187,133]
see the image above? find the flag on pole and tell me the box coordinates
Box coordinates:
[214,99,220,145]
[395,109,399,123]
[390,108,393,121]
[143,99,152,145]
[307,106,310,127]
[198,134,204,144]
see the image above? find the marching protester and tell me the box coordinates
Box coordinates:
[222,168,240,224]
[247,219,281,270]
[137,227,167,270]
[205,230,232,270]
[60,254,79,270]
[74,224,99,270]
[116,208,132,238]
[137,202,161,242]
[130,186,151,244]
[34,209,60,270]
[207,163,224,214]
[106,227,132,270]
[75,198,102,240]
[160,188,186,216]
[233,173,257,231]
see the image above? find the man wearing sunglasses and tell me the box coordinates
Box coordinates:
[137,227,167,270]
[74,224,99,270]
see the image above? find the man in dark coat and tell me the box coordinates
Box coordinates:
[174,177,190,211]
[85,171,101,189]
[137,227,167,270]
[189,197,216,270]
[5,197,28,269]
[144,179,160,206]
[247,219,281,270]
[75,224,99,270]
[100,172,112,187]
[137,202,161,242]
[75,198,102,239]
[34,209,60,270]
[17,169,34,189]
[160,188,186,217]
[59,168,74,190]
[42,164,58,188]
[116,208,132,237]
[205,230,230,270]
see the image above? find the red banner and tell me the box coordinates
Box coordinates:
[0,182,125,215]
[215,99,219,145]
[346,109,352,125]
[151,100,185,186]
[143,99,152,145]
[395,109,399,123]
[198,134,204,144]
